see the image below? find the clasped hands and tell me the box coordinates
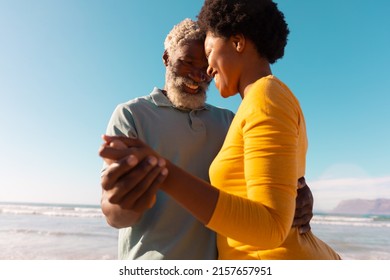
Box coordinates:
[99,135,169,214]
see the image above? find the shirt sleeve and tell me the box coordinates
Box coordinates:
[105,104,138,138]
[207,80,299,248]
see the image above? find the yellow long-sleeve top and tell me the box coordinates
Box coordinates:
[207,76,340,259]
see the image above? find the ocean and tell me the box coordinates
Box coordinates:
[0,202,117,260]
[0,202,389,260]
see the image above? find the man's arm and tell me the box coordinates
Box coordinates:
[101,191,142,228]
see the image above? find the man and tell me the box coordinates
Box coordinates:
[100,19,313,260]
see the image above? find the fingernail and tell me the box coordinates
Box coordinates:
[127,155,138,166]
[148,156,157,166]
[161,168,168,176]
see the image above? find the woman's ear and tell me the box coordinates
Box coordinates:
[162,50,169,66]
[232,34,245,53]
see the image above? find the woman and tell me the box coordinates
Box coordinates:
[195,0,340,259]
[101,0,340,259]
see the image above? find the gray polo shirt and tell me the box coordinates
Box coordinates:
[105,87,234,259]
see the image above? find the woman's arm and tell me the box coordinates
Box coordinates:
[161,160,220,224]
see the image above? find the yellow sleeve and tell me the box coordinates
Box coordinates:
[208,79,299,248]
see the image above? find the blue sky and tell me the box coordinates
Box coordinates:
[1,0,389,212]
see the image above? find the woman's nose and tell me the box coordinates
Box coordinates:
[206,66,214,80]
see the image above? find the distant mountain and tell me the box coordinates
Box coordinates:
[331,198,390,215]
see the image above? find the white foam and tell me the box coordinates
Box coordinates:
[0,203,103,218]
[312,214,390,228]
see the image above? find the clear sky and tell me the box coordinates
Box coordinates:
[1,0,389,212]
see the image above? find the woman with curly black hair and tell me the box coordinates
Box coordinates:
[194,0,341,259]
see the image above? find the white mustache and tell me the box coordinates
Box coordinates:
[175,76,209,93]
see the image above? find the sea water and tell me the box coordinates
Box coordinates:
[311,213,390,260]
[0,202,389,260]
[0,202,117,260]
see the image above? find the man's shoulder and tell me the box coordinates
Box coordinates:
[116,94,154,110]
[117,88,167,110]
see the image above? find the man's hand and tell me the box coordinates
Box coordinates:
[292,178,314,234]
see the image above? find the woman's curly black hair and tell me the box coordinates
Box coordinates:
[197,0,289,64]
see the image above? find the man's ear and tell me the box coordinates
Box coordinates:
[231,34,245,53]
[162,50,169,66]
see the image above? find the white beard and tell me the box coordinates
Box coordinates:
[165,66,209,110]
